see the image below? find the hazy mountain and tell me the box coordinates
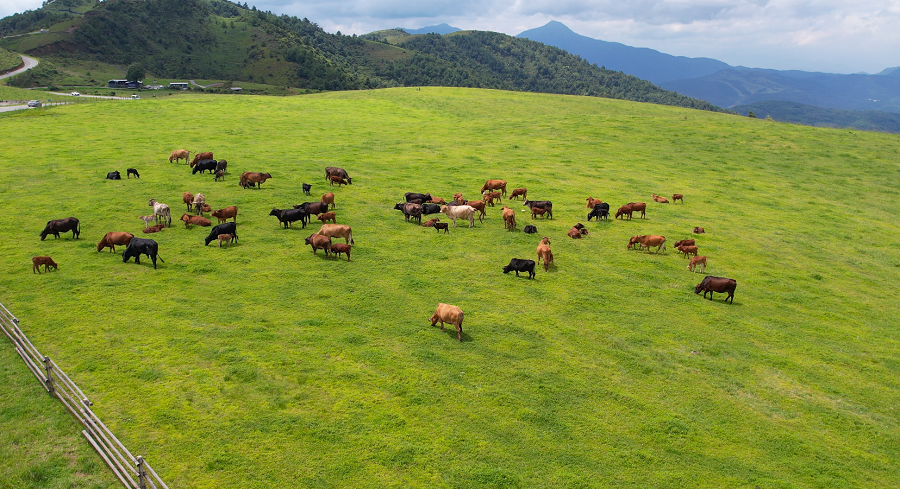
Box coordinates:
[403,24,460,35]
[732,100,900,134]
[516,21,731,85]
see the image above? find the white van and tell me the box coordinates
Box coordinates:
[131,94,141,100]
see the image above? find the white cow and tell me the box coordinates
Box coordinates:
[439,205,476,228]
[148,198,172,227]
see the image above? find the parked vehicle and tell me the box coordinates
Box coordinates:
[71,91,80,96]
[131,94,141,100]
[27,100,41,107]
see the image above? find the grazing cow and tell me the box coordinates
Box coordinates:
[427,196,447,205]
[305,233,332,256]
[192,159,217,174]
[182,192,194,211]
[192,193,206,215]
[205,222,238,246]
[127,168,140,179]
[148,199,172,227]
[434,222,449,233]
[217,234,234,247]
[693,227,705,234]
[695,276,737,303]
[673,193,684,204]
[502,258,535,279]
[214,159,227,173]
[615,202,646,220]
[405,192,432,203]
[302,183,312,195]
[317,212,337,224]
[523,224,537,234]
[329,175,348,186]
[586,197,603,209]
[142,224,165,234]
[240,172,272,188]
[523,200,553,219]
[430,303,464,342]
[421,203,442,215]
[106,170,121,180]
[191,152,213,166]
[536,237,553,271]
[211,206,238,224]
[181,214,211,228]
[395,203,423,223]
[324,167,352,185]
[138,215,156,228]
[439,205,476,228]
[321,192,335,210]
[269,208,308,228]
[632,235,666,253]
[501,206,516,230]
[40,217,80,240]
[422,218,440,227]
[214,169,225,181]
[615,204,634,220]
[678,245,699,258]
[483,191,502,206]
[673,239,696,248]
[32,256,58,274]
[688,256,707,273]
[96,232,134,252]
[652,193,670,203]
[331,243,351,261]
[169,149,190,164]
[465,200,487,222]
[122,238,163,269]
[509,188,527,201]
[587,202,610,221]
[480,179,507,196]
[317,224,355,244]
[295,202,328,216]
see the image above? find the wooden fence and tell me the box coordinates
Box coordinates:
[0,302,169,489]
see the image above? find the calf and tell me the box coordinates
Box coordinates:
[695,276,736,303]
[142,224,165,233]
[673,239,696,248]
[127,168,140,179]
[502,258,536,279]
[329,175,348,186]
[678,245,699,258]
[531,207,548,219]
[317,212,337,224]
[687,256,707,273]
[321,192,335,210]
[217,233,234,247]
[205,222,237,246]
[422,218,440,227]
[181,214,212,228]
[32,256,58,274]
[673,193,684,204]
[509,188,527,201]
[214,169,225,181]
[693,227,705,234]
[305,233,332,256]
[585,197,603,209]
[331,243,351,261]
[523,200,553,219]
[302,183,312,195]
[434,222,449,234]
[587,203,609,221]
[182,192,194,212]
[523,224,537,234]
[139,215,157,228]
[567,227,582,239]
[652,193,669,203]
[483,191,502,206]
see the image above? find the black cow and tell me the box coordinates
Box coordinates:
[127,168,140,179]
[523,225,537,234]
[421,203,442,215]
[434,222,449,233]
[502,258,536,279]
[294,202,329,215]
[587,202,610,221]
[695,276,737,303]
[40,217,80,241]
[325,167,352,184]
[523,200,553,219]
[205,222,238,246]
[269,208,308,228]
[106,171,121,180]
[447,200,468,206]
[215,159,227,173]
[405,192,432,203]
[395,203,423,223]
[302,183,312,195]
[122,238,163,269]
[192,159,217,174]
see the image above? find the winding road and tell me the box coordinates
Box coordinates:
[0,54,38,80]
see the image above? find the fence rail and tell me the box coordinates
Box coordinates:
[0,302,169,489]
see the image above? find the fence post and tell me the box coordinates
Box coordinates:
[43,355,55,394]
[137,456,147,489]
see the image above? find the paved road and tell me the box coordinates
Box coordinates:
[0,55,38,80]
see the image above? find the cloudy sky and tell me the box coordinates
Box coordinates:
[3,0,898,73]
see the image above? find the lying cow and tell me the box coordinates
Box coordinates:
[122,238,163,269]
[181,214,212,228]
[695,276,737,303]
[97,232,134,253]
[106,170,121,180]
[142,224,165,233]
[673,239,696,248]
[523,225,537,234]
[205,222,237,246]
[32,256,58,274]
[405,192,432,203]
[422,218,440,227]
[421,203,442,215]
[693,227,705,234]
[502,258,536,279]
[430,303,464,342]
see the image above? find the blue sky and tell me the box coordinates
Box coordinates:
[3,0,898,73]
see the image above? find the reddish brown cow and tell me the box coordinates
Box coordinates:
[509,188,527,201]
[32,256,58,273]
[422,218,440,227]
[97,232,134,252]
[673,239,696,248]
[501,206,516,230]
[637,235,666,253]
[480,179,507,196]
[536,237,553,271]
[240,172,272,188]
[695,276,736,303]
[693,227,705,234]
[181,214,212,228]
[652,193,669,203]
[191,152,213,166]
[678,245,699,258]
[143,224,165,233]
[531,207,548,219]
[317,212,337,224]
[182,192,194,211]
[331,243,352,261]
[567,227,582,239]
[688,256,707,273]
[453,193,464,203]
[329,175,348,186]
[483,191,503,206]
[211,206,238,224]
[466,200,487,222]
[321,192,335,209]
[629,202,647,218]
[427,196,447,205]
[586,197,603,208]
[305,233,332,256]
[217,234,234,247]
[673,193,684,203]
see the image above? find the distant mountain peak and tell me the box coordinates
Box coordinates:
[402,24,461,35]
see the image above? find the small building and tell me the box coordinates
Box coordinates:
[107,79,143,89]
[229,87,242,92]
[168,82,189,90]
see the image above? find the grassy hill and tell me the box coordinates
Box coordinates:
[1,88,898,488]
[733,100,900,134]
[0,47,22,72]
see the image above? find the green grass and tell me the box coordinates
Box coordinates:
[0,47,21,72]
[0,88,898,488]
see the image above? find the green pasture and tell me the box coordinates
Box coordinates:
[0,88,898,488]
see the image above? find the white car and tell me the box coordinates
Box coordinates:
[71,91,80,96]
[27,100,41,107]
[131,94,141,100]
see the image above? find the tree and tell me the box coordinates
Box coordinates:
[126,62,146,83]
[748,111,756,118]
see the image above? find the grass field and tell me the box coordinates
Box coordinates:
[1,88,899,488]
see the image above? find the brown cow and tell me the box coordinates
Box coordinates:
[305,234,332,256]
[688,255,707,273]
[483,191,503,206]
[181,214,212,228]
[480,179,507,196]
[331,243,352,261]
[422,218,440,227]
[430,303,464,342]
[191,152,213,166]
[321,192,335,209]
[240,172,272,188]
[32,256,58,273]
[217,233,234,248]
[629,202,647,218]
[567,227,582,239]
[652,193,669,203]
[635,235,666,253]
[501,206,516,230]
[466,200,487,222]
[453,193,464,204]
[674,239,696,248]
[317,224,354,244]
[143,224,164,233]
[678,245,699,258]
[509,188,527,201]
[328,175,348,187]
[673,193,684,204]
[96,232,134,252]
[615,204,634,220]
[182,192,194,211]
[427,196,447,205]
[317,212,337,224]
[695,276,736,303]
[531,207,548,219]
[169,149,190,164]
[211,206,238,224]
[585,197,603,209]
[693,227,705,234]
[536,237,553,271]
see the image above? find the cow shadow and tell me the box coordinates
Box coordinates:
[438,328,472,342]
